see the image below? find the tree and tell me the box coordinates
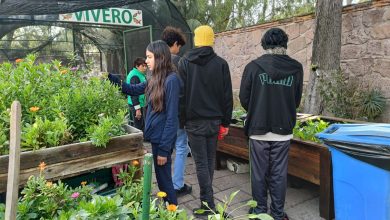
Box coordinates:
[172,0,316,32]
[304,0,343,114]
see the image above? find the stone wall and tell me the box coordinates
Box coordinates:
[214,0,390,122]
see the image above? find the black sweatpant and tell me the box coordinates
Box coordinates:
[249,139,290,220]
[185,119,220,209]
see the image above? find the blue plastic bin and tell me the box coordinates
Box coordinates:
[317,124,390,220]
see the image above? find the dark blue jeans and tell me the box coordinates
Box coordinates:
[151,143,177,205]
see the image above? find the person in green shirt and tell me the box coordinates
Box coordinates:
[126,57,147,130]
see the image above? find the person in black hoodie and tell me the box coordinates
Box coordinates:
[239,28,303,220]
[178,25,233,216]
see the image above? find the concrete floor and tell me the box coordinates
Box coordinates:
[147,143,324,220]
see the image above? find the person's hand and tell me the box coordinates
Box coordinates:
[218,126,229,140]
[157,156,167,165]
[108,73,121,87]
[221,126,229,137]
[135,109,142,120]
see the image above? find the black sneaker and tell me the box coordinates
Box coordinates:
[175,183,192,196]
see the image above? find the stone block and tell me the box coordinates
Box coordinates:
[286,23,300,40]
[213,173,250,191]
[362,9,385,27]
[342,13,354,33]
[385,39,390,56]
[300,20,313,35]
[214,187,251,206]
[303,30,314,44]
[288,36,306,55]
[345,28,371,44]
[371,21,390,40]
[372,58,390,77]
[366,40,385,56]
[341,44,364,60]
[352,12,363,28]
[291,47,307,67]
[384,9,390,21]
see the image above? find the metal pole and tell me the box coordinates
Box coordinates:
[141,153,153,220]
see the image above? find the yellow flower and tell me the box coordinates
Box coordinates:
[29,106,40,112]
[157,191,167,198]
[132,160,139,166]
[60,69,68,74]
[38,162,47,172]
[167,204,177,212]
[15,58,23,63]
[81,181,87,187]
[46,182,53,187]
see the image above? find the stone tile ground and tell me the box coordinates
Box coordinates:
[147,143,324,220]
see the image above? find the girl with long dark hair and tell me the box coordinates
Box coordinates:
[108,40,181,205]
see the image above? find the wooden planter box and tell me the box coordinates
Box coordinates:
[216,115,361,220]
[0,125,144,192]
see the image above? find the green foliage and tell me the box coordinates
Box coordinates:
[21,117,71,151]
[0,203,4,220]
[18,175,93,220]
[293,119,329,143]
[86,111,126,147]
[0,163,191,219]
[116,163,143,204]
[318,70,386,121]
[0,54,127,155]
[232,106,246,126]
[361,89,386,121]
[172,0,316,32]
[197,190,273,220]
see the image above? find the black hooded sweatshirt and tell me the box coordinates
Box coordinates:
[239,54,303,136]
[178,47,233,127]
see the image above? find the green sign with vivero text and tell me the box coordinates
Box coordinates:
[59,8,143,27]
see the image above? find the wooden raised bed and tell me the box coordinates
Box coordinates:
[216,115,360,220]
[0,125,144,192]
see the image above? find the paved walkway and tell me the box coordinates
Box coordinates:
[147,143,324,220]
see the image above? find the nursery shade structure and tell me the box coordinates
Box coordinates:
[0,0,193,74]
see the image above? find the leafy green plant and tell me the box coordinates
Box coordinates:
[0,54,127,155]
[361,89,386,120]
[0,203,5,220]
[318,69,386,121]
[116,162,144,204]
[196,190,273,220]
[293,119,329,143]
[21,116,71,151]
[232,106,246,126]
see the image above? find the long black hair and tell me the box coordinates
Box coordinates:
[146,40,175,112]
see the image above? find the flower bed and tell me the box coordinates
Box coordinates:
[0,54,128,155]
[0,55,144,192]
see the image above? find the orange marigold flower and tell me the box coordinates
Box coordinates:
[46,182,53,187]
[132,160,139,166]
[38,162,47,172]
[167,204,177,212]
[29,106,40,112]
[157,191,167,198]
[81,181,87,187]
[15,59,23,63]
[60,69,68,74]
